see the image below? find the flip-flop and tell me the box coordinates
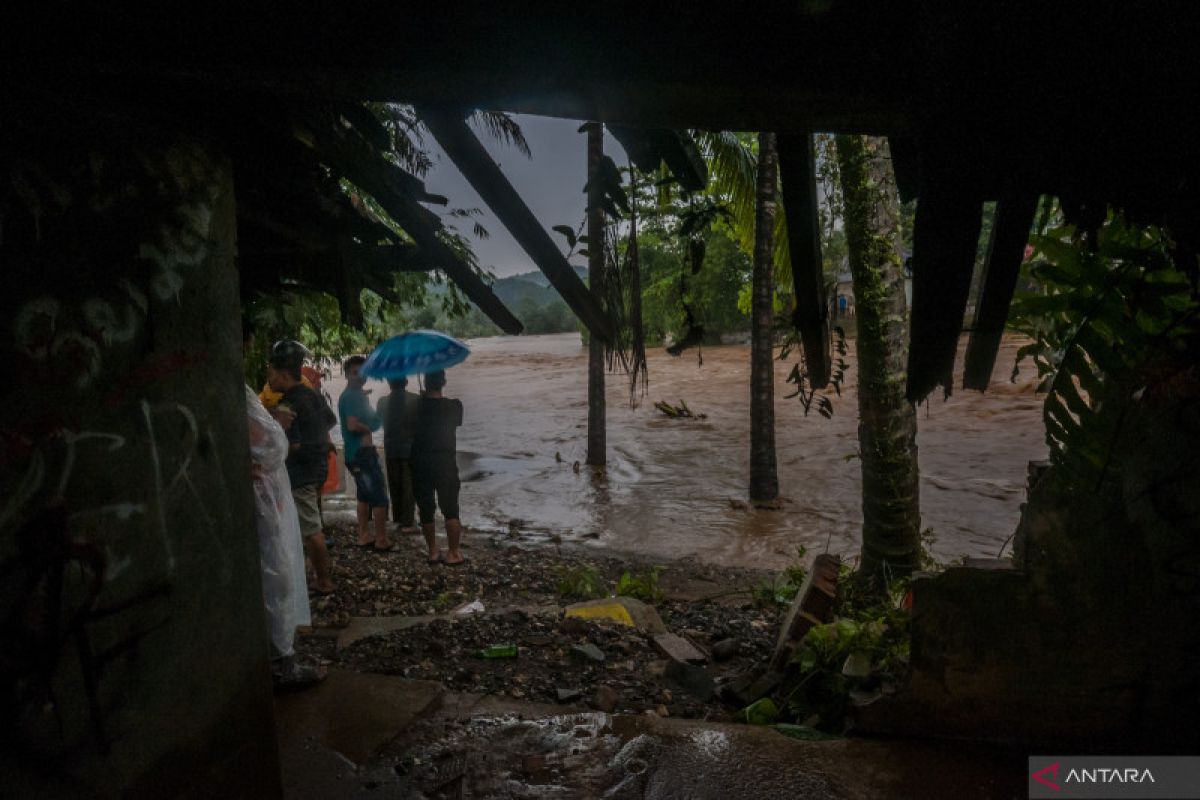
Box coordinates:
[313,587,336,597]
[427,554,444,565]
[372,543,400,553]
[444,555,470,567]
[354,542,374,549]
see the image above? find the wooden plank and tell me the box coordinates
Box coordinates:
[419,106,612,340]
[906,187,983,402]
[962,195,1038,390]
[777,132,830,388]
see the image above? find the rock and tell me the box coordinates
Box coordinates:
[556,687,583,703]
[664,660,715,701]
[656,705,670,717]
[560,616,590,637]
[652,632,706,664]
[593,685,619,712]
[721,669,783,706]
[571,643,606,663]
[711,638,740,662]
[661,689,673,703]
[645,660,669,678]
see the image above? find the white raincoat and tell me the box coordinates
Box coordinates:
[245,385,311,657]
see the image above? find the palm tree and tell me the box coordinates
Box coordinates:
[750,132,780,502]
[834,134,921,588]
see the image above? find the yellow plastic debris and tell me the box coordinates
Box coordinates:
[564,601,636,627]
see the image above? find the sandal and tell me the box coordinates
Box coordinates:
[427,553,444,565]
[444,555,470,567]
[372,543,400,553]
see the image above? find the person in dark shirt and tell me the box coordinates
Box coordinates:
[411,369,465,565]
[268,340,335,594]
[378,377,421,534]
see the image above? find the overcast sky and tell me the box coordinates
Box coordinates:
[419,114,628,278]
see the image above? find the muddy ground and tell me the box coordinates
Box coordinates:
[296,523,791,720]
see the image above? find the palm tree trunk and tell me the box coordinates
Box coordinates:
[586,122,607,466]
[835,134,921,587]
[750,132,779,502]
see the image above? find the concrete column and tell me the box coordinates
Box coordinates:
[0,113,280,797]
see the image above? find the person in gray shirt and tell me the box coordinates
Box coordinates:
[378,377,422,534]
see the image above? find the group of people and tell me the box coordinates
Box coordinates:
[243,323,465,688]
[337,356,467,568]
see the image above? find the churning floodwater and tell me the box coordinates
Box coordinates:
[328,332,1047,570]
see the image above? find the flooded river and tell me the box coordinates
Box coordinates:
[330,333,1046,570]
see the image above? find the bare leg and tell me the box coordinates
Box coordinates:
[356,501,371,546]
[422,522,439,562]
[305,533,334,593]
[373,506,390,548]
[445,518,464,564]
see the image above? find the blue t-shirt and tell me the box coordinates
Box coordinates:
[338,386,381,464]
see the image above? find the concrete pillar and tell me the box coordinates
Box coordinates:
[1,113,280,797]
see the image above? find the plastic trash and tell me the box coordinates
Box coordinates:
[455,599,486,616]
[478,644,518,659]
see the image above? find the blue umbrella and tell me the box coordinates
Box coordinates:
[361,330,471,380]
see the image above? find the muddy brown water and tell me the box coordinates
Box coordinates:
[326,332,1046,570]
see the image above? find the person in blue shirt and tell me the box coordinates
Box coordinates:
[338,355,393,551]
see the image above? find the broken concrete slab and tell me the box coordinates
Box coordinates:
[274,669,443,765]
[336,614,438,650]
[652,632,707,664]
[564,596,667,633]
[770,554,840,672]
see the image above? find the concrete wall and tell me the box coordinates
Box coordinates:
[855,364,1200,750]
[0,111,280,797]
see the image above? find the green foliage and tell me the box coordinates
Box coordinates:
[781,326,849,418]
[783,576,912,732]
[615,566,664,603]
[554,564,608,600]
[752,547,809,607]
[1009,212,1199,484]
[639,224,751,344]
[739,697,780,725]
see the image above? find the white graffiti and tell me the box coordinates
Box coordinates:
[13,296,60,359]
[82,298,140,346]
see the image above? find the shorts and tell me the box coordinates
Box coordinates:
[348,447,390,509]
[292,484,324,537]
[413,456,460,524]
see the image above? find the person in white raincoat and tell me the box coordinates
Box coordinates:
[246,383,324,687]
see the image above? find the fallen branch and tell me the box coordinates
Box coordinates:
[654,399,707,419]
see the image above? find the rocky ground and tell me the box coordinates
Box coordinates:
[296,523,790,720]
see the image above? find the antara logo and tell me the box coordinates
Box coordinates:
[1066,767,1156,784]
[1032,762,1061,791]
[1031,761,1158,791]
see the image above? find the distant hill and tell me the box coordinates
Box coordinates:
[490,266,588,309]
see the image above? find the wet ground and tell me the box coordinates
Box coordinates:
[276,673,1028,799]
[324,332,1046,570]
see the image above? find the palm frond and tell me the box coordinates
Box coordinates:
[470,111,532,159]
[695,130,792,284]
